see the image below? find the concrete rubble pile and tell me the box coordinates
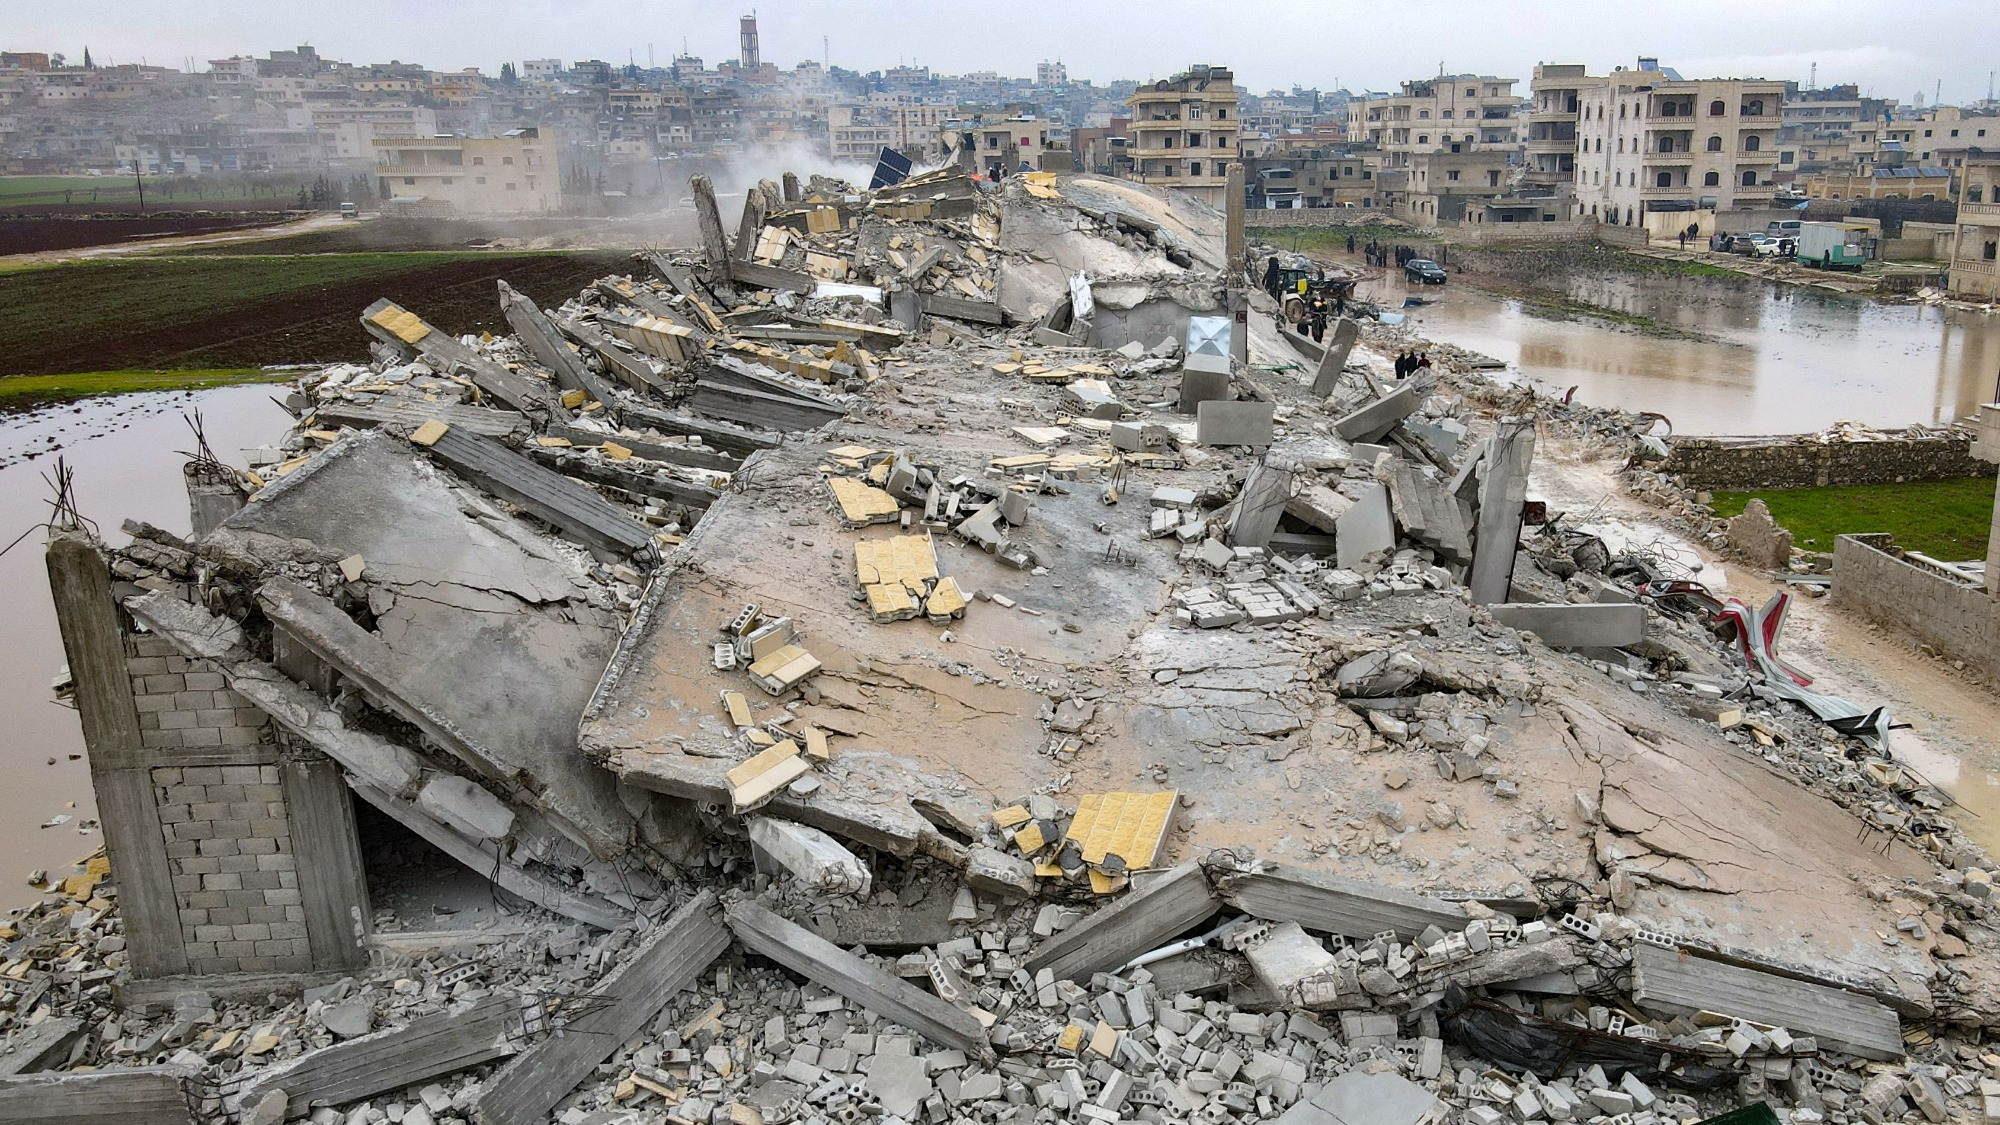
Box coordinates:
[21,166,2000,1125]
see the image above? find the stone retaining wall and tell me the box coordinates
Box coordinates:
[1831,534,2000,682]
[1663,432,1990,491]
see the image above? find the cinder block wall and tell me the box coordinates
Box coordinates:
[128,635,312,974]
[1831,534,2000,681]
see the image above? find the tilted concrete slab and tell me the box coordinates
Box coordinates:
[206,432,634,858]
[1332,386,1420,444]
[1630,942,1903,1061]
[1488,603,1647,649]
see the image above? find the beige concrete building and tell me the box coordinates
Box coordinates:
[946,116,1057,179]
[374,127,560,215]
[1124,64,1239,207]
[1572,61,1784,226]
[1525,64,1599,192]
[1346,74,1522,170]
[827,102,949,163]
[1949,159,2000,299]
[1804,165,1952,201]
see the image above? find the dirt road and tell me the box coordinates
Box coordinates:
[1533,430,2000,857]
[0,210,350,270]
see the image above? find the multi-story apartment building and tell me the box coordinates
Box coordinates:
[827,102,948,163]
[1948,158,2000,299]
[1346,74,1522,169]
[1525,64,1596,191]
[945,115,1056,179]
[1037,61,1068,88]
[1886,107,1998,193]
[301,104,439,168]
[1124,64,1238,207]
[374,126,559,214]
[1244,151,1378,208]
[1780,83,1895,175]
[1572,59,1784,226]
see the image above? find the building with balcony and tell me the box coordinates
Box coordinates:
[1571,58,1784,226]
[1525,64,1597,192]
[944,115,1056,179]
[1344,73,1522,170]
[1123,64,1238,207]
[1948,158,2000,299]
[373,127,559,214]
[1886,107,1999,193]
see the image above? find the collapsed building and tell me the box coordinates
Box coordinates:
[15,164,2000,1125]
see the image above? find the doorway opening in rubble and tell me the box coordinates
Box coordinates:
[353,796,514,933]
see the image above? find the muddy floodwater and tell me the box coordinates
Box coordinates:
[0,386,287,909]
[1363,267,2000,435]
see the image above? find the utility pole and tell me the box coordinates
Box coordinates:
[132,157,144,213]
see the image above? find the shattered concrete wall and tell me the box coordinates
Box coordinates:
[1831,533,2000,681]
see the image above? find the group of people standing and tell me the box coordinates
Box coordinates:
[1360,241,1428,269]
[1392,351,1432,380]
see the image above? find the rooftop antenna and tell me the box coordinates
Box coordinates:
[1809,61,1816,90]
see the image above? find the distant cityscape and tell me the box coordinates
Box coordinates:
[3,15,1999,298]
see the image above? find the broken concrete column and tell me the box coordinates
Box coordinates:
[1230,460,1294,549]
[1469,418,1535,606]
[1310,319,1361,398]
[184,463,244,538]
[689,173,733,278]
[747,816,871,896]
[781,171,801,202]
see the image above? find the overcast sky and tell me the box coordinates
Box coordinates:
[18,0,1997,106]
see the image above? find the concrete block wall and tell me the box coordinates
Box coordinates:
[127,634,311,974]
[1664,434,1990,491]
[1831,534,2000,682]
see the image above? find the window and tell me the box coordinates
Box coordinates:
[1595,137,1602,152]
[1924,128,1933,137]
[1418,109,1430,119]
[1615,171,1622,185]
[1984,240,1998,260]
[1710,99,1726,116]
[1972,186,1985,203]
[1747,135,1764,152]
[1216,107,1226,119]
[1465,87,1476,96]
[1617,137,1624,153]
[1656,171,1672,187]
[502,155,514,164]
[1417,134,1429,144]
[403,176,415,185]
[506,182,517,190]
[472,156,484,165]
[1446,169,1460,181]
[1707,135,1722,152]
[1744,99,1764,116]
[1188,133,1202,147]
[1951,129,1960,137]
[1620,104,1627,118]
[1741,170,1757,186]
[1443,109,1454,119]
[1488,169,1500,186]
[476,176,486,184]
[1659,136,1675,152]
[1343,166,1353,177]
[1188,161,1202,176]
[1704,171,1720,186]
[1188,105,1203,120]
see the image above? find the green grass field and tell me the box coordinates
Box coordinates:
[1712,478,1997,560]
[0,175,149,207]
[0,369,276,408]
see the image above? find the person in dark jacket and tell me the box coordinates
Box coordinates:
[1346,233,1356,254]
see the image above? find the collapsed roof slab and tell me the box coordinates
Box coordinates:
[204,432,634,858]
[579,442,1181,855]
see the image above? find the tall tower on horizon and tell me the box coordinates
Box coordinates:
[739,13,760,71]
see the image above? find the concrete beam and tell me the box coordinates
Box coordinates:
[236,995,517,1119]
[1487,603,1646,649]
[0,1067,196,1125]
[1630,942,1903,1061]
[726,900,992,1061]
[1332,386,1420,444]
[476,892,730,1125]
[1211,864,1470,941]
[423,425,657,556]
[498,280,621,409]
[1023,863,1222,983]
[1311,319,1361,398]
[1470,420,1535,606]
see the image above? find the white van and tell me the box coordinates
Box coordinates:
[1766,219,1802,237]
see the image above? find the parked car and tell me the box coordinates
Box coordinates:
[1766,219,1803,238]
[1404,258,1448,285]
[1728,233,1775,255]
[1753,237,1796,258]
